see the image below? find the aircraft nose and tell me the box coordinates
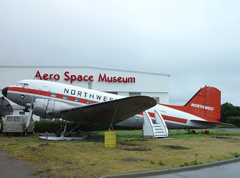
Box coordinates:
[2,87,8,97]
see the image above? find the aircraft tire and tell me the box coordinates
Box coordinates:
[56,127,64,137]
[54,125,61,134]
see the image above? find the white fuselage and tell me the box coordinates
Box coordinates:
[6,79,211,129]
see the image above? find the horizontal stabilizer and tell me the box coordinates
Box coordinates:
[190,119,237,128]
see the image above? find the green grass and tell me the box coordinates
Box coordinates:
[167,129,240,138]
[231,152,240,158]
[32,169,44,176]
[159,160,163,165]
[1,129,240,178]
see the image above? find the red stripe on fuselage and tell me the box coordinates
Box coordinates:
[161,115,187,124]
[8,87,99,105]
[139,112,187,124]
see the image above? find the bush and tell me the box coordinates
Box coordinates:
[226,117,240,127]
[34,120,137,133]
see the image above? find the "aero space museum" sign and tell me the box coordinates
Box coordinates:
[34,70,136,84]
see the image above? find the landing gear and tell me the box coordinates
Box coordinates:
[185,129,197,134]
[56,126,66,137]
[55,120,67,137]
[54,125,61,134]
[54,119,82,137]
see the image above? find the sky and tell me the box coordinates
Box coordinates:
[1,0,240,106]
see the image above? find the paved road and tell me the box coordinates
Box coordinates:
[0,151,40,178]
[144,160,240,178]
[101,158,240,178]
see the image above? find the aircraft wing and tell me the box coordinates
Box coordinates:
[60,96,157,125]
[190,119,237,127]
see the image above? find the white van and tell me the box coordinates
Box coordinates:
[2,115,35,136]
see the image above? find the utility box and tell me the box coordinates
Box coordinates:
[2,115,35,136]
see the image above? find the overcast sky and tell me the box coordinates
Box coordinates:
[1,0,240,106]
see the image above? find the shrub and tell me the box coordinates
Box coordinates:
[226,117,240,127]
[34,120,137,133]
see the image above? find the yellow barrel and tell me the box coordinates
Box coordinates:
[105,131,116,148]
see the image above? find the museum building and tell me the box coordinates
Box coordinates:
[0,66,170,120]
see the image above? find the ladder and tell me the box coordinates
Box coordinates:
[143,110,168,138]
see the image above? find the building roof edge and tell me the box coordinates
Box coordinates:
[0,66,170,77]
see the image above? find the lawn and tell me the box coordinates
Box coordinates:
[0,129,240,178]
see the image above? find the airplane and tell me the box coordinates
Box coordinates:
[1,79,227,137]
[1,79,157,136]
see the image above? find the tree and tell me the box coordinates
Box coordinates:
[221,102,240,123]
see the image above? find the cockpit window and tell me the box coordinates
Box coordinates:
[16,83,24,86]
[16,83,28,88]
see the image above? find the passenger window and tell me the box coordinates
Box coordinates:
[51,93,57,97]
[14,117,20,122]
[63,95,68,100]
[87,100,92,104]
[75,98,80,102]
[7,117,13,122]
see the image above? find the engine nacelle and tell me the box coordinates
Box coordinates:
[33,98,72,119]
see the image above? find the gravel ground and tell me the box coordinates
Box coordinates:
[0,150,41,178]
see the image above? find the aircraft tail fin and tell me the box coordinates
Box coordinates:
[184,86,221,122]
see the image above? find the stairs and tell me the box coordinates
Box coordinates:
[143,110,168,138]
